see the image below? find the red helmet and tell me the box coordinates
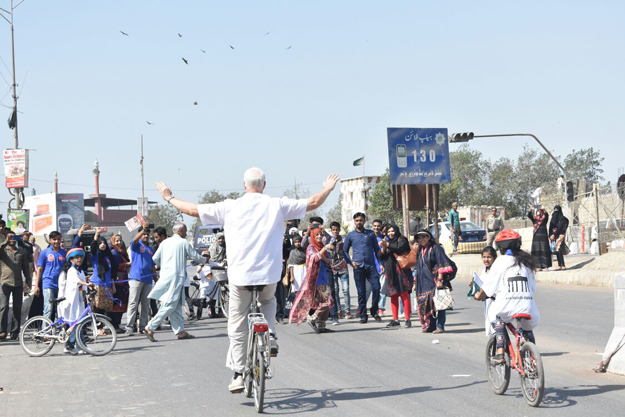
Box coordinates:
[495,229,522,251]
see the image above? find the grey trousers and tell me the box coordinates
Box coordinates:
[125,280,152,332]
[487,231,500,247]
[226,283,277,373]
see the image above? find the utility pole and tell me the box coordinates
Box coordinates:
[1,0,28,209]
[140,135,146,216]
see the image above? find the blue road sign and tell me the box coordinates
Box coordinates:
[387,127,451,185]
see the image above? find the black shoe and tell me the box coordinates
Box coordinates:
[404,319,412,328]
[359,317,368,324]
[269,334,279,357]
[307,319,320,334]
[319,327,335,333]
[385,320,400,329]
[373,314,382,322]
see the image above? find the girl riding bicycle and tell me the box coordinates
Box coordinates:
[474,230,540,364]
[57,248,94,355]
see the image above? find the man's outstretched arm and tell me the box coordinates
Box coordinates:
[307,174,340,212]
[155,181,199,217]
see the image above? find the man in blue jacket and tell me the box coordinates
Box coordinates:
[343,212,381,324]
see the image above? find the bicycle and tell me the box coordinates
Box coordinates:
[485,313,545,407]
[19,288,117,357]
[238,285,276,414]
[189,264,230,318]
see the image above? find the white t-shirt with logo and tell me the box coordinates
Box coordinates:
[481,255,540,330]
[198,193,307,286]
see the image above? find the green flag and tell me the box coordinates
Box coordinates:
[353,156,364,166]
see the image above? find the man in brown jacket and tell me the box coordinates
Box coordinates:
[0,231,32,339]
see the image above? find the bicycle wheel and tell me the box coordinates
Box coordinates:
[485,334,510,395]
[219,286,230,318]
[76,316,117,356]
[244,355,254,398]
[20,316,55,357]
[520,342,545,407]
[253,338,266,413]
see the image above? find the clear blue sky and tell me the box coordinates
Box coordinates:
[1,0,623,215]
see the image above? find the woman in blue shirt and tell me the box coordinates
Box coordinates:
[90,229,118,315]
[289,228,334,334]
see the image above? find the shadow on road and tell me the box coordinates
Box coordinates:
[540,352,569,357]
[446,328,483,334]
[565,258,595,270]
[256,381,486,414]
[538,384,625,408]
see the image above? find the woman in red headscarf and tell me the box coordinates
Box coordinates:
[289,227,334,333]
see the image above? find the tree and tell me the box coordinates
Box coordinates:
[146,204,180,235]
[563,148,605,191]
[368,169,403,227]
[439,145,490,211]
[325,193,343,225]
[509,145,561,216]
[190,189,243,232]
[485,157,517,215]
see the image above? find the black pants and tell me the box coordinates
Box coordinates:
[555,251,565,267]
[275,281,286,319]
[0,284,23,336]
[109,312,123,329]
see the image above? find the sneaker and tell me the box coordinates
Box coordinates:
[422,328,434,333]
[433,328,445,334]
[228,375,244,393]
[404,319,412,328]
[307,318,320,334]
[331,318,340,326]
[125,328,134,336]
[359,317,368,324]
[346,313,354,320]
[63,347,73,354]
[319,327,335,333]
[269,334,279,357]
[378,309,385,317]
[385,320,400,329]
[72,347,86,355]
[373,314,382,322]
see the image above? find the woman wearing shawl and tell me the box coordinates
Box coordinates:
[209,233,227,264]
[414,229,454,334]
[289,228,334,334]
[378,225,414,329]
[286,235,307,291]
[90,228,119,327]
[109,234,131,331]
[549,205,569,270]
[528,206,552,270]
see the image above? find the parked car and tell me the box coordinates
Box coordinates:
[429,221,487,254]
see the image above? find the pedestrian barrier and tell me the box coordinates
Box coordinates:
[598,273,625,375]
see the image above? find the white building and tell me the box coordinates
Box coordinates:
[340,175,381,228]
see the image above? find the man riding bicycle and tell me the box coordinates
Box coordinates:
[155,167,339,392]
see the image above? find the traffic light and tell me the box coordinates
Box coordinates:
[566,181,574,202]
[450,132,474,143]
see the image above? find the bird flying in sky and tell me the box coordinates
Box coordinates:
[200,49,206,53]
[120,31,129,36]
[286,45,292,50]
[264,31,271,35]
[146,121,154,125]
[182,57,188,64]
[229,45,235,50]
[178,33,182,37]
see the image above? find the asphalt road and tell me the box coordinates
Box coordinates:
[1,276,624,417]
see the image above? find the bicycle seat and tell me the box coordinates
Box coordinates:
[511,313,532,320]
[244,285,265,292]
[49,297,66,304]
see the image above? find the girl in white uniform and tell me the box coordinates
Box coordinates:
[57,248,93,355]
[475,230,540,364]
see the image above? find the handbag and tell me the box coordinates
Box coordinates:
[394,248,417,270]
[433,286,454,311]
[95,286,114,312]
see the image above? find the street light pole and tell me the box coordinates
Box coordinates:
[473,133,566,176]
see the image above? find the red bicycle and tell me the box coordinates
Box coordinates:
[485,313,545,407]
